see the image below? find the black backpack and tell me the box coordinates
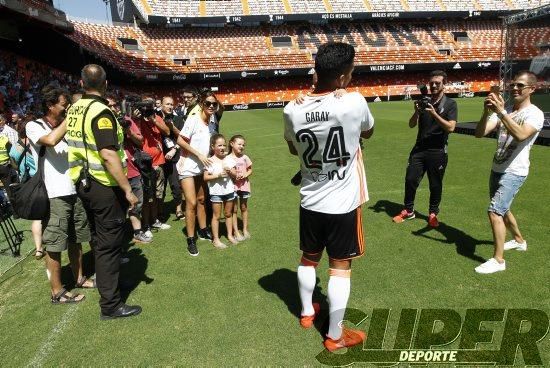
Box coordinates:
[9,145,49,220]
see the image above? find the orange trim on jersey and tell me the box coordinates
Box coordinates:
[355,148,367,204]
[300,256,319,267]
[356,207,365,255]
[329,268,351,278]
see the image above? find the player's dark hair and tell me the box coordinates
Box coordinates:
[41,84,70,115]
[81,64,107,92]
[514,70,538,86]
[430,70,448,84]
[314,42,355,82]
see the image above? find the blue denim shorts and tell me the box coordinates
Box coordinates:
[210,192,236,203]
[235,190,251,199]
[488,171,527,216]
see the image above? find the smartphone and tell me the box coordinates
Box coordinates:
[490,85,500,94]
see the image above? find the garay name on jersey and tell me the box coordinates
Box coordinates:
[305,111,330,123]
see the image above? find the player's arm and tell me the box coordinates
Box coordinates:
[286,140,298,156]
[360,98,375,140]
[361,127,374,139]
[283,111,298,156]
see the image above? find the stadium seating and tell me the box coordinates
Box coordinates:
[248,0,287,15]
[68,20,547,74]
[136,0,547,16]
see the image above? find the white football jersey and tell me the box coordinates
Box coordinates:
[284,92,374,214]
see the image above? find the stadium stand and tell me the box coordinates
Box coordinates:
[137,0,548,16]
[67,20,547,74]
[248,0,288,15]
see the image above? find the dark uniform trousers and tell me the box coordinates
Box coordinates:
[77,179,127,314]
[404,147,448,215]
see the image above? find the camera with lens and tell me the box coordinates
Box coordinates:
[417,84,431,111]
[121,95,156,119]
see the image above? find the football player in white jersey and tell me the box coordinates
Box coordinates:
[283,42,374,352]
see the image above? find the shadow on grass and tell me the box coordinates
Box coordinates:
[369,199,491,263]
[120,247,154,302]
[258,268,328,336]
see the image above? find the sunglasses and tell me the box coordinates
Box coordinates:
[507,83,532,90]
[204,101,219,108]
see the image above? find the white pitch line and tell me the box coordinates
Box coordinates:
[26,304,80,368]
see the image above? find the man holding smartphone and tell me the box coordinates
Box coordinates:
[474,71,544,274]
[393,70,457,227]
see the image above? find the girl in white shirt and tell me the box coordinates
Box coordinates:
[204,134,238,249]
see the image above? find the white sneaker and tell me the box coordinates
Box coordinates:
[503,239,527,251]
[152,220,171,230]
[144,229,153,239]
[475,258,506,274]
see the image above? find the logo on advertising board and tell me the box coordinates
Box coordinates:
[203,73,221,79]
[308,68,315,75]
[274,70,290,76]
[267,102,284,108]
[453,63,462,69]
[145,74,158,80]
[172,74,187,80]
[233,104,249,110]
[477,62,491,68]
[241,71,258,78]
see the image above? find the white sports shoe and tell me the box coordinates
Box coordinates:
[503,239,527,251]
[152,220,171,230]
[475,258,506,274]
[144,229,153,239]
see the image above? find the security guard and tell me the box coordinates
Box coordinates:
[0,133,14,195]
[66,64,141,320]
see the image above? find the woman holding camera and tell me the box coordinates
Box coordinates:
[176,90,221,256]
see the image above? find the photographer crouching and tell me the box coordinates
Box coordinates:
[393,70,457,227]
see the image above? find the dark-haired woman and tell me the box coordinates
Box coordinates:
[176,92,223,256]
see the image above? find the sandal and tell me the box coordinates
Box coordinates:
[51,288,85,304]
[35,249,45,260]
[75,276,97,289]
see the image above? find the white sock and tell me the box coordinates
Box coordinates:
[297,264,316,316]
[327,270,351,340]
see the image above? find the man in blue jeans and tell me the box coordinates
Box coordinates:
[474,70,544,274]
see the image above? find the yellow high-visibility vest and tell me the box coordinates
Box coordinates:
[65,97,126,186]
[0,135,10,165]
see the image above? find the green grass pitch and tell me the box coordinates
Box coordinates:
[0,97,548,366]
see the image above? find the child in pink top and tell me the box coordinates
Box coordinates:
[228,135,252,240]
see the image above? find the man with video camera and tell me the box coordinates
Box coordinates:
[393,70,457,227]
